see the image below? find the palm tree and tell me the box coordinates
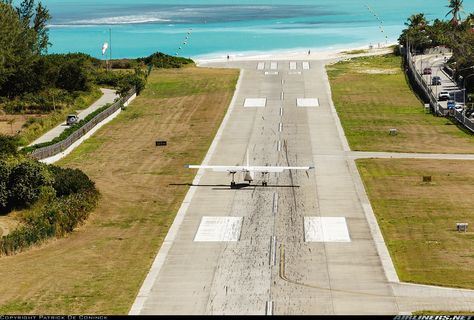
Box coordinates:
[446,0,464,24]
[405,13,427,28]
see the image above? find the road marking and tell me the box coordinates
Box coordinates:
[194,216,243,242]
[278,123,282,132]
[280,107,283,117]
[297,98,319,107]
[289,61,297,70]
[265,71,278,75]
[280,92,284,100]
[277,140,281,152]
[273,193,279,214]
[244,98,266,107]
[270,62,278,70]
[304,217,351,242]
[269,235,277,266]
[302,61,310,70]
[257,62,265,70]
[265,301,274,315]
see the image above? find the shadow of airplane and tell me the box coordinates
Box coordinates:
[169,183,300,190]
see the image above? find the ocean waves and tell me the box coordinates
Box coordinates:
[50,5,337,26]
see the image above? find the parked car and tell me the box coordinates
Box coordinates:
[431,76,442,85]
[438,91,450,101]
[66,114,79,125]
[447,100,456,109]
[423,67,432,75]
[454,103,464,113]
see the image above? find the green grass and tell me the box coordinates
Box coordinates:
[17,88,102,146]
[327,54,474,153]
[341,49,369,55]
[357,158,474,289]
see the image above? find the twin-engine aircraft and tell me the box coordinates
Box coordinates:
[187,153,314,188]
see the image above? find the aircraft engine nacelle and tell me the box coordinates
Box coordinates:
[243,171,254,183]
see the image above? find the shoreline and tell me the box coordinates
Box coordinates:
[194,42,397,65]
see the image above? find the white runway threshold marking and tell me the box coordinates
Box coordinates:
[244,98,266,108]
[289,61,297,70]
[302,61,310,70]
[257,62,265,70]
[270,62,278,70]
[265,71,279,75]
[297,98,319,107]
[304,217,351,242]
[194,216,243,242]
[288,71,302,75]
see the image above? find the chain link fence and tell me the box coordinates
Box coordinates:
[29,88,136,160]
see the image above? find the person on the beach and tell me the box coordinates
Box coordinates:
[308,50,311,55]
[227,54,229,60]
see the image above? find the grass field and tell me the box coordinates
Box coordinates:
[0,66,239,314]
[327,54,474,153]
[357,158,474,289]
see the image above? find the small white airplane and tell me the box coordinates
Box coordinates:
[187,153,314,187]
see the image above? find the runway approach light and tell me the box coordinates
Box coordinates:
[102,42,109,55]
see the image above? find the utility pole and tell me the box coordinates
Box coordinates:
[109,28,112,65]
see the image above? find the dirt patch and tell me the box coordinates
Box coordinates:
[358,68,400,74]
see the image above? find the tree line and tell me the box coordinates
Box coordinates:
[398,0,474,96]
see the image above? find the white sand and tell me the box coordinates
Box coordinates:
[195,42,397,65]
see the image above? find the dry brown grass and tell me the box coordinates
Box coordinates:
[0,66,239,314]
[357,158,474,289]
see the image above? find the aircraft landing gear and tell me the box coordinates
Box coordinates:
[262,172,269,187]
[230,171,236,188]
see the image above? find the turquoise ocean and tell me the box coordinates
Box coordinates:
[39,0,474,59]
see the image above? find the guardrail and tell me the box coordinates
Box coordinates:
[405,48,474,132]
[29,88,136,160]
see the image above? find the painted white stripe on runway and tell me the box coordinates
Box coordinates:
[289,61,297,70]
[270,236,277,266]
[280,92,284,100]
[277,140,281,152]
[257,62,265,70]
[280,107,283,116]
[304,217,351,242]
[273,192,279,214]
[302,61,310,70]
[244,98,266,107]
[194,216,243,242]
[266,301,274,315]
[265,71,278,75]
[279,123,282,132]
[270,62,278,70]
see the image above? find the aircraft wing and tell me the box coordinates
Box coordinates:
[186,165,247,172]
[247,166,314,173]
[186,165,314,173]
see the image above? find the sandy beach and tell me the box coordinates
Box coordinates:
[195,42,396,65]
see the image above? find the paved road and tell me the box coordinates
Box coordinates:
[29,88,117,146]
[130,59,474,315]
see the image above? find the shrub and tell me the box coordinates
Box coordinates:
[0,135,18,156]
[7,159,54,208]
[49,165,96,197]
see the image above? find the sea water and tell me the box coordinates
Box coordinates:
[38,0,474,59]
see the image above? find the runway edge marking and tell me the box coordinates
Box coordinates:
[128,69,245,315]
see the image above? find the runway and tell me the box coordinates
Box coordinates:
[129,60,474,315]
